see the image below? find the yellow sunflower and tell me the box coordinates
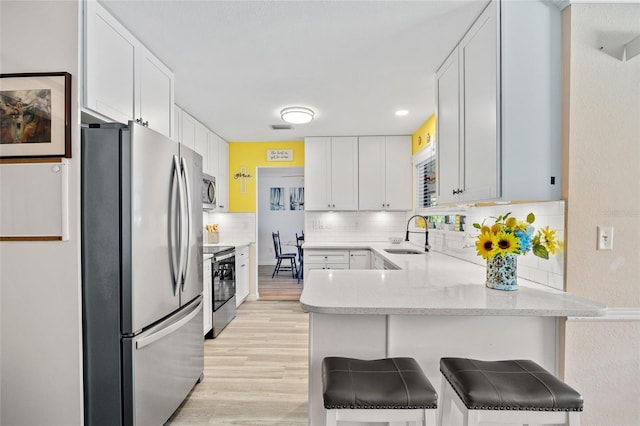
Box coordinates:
[540,226,558,254]
[476,231,496,260]
[493,231,520,256]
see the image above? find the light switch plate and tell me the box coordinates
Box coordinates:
[597,226,614,250]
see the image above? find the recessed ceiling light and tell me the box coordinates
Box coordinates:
[395,110,409,116]
[281,106,315,124]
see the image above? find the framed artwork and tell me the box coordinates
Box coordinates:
[0,72,72,159]
[289,187,304,210]
[270,187,285,211]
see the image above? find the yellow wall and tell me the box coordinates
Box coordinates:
[412,113,436,155]
[228,114,433,211]
[228,141,304,212]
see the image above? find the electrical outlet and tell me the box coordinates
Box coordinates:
[597,226,614,250]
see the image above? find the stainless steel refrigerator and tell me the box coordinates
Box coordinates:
[81,121,204,426]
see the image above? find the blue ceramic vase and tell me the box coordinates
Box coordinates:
[486,254,518,291]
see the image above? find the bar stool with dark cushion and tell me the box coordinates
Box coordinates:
[438,358,583,426]
[322,357,438,425]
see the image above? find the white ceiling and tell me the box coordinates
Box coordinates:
[99,0,489,142]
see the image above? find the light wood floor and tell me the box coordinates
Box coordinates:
[258,265,303,301]
[167,300,309,425]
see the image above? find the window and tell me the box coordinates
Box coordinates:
[414,144,437,209]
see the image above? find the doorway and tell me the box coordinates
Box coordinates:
[256,166,304,300]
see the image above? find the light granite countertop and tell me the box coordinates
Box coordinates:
[299,242,606,317]
[203,242,252,248]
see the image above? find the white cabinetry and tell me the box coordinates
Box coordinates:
[84,1,174,138]
[203,258,212,336]
[179,110,197,151]
[235,246,249,307]
[194,122,209,172]
[217,139,229,211]
[303,250,350,281]
[174,106,228,210]
[304,137,358,211]
[349,250,371,270]
[436,0,561,204]
[173,105,182,143]
[359,136,412,210]
[436,50,461,204]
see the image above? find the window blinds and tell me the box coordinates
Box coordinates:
[415,155,437,209]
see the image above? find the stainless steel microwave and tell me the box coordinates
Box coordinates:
[202,174,216,210]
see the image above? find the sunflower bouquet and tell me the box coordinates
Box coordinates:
[472,212,558,260]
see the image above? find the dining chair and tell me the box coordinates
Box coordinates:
[295,232,304,283]
[271,231,298,278]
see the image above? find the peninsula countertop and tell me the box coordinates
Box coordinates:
[299,242,606,317]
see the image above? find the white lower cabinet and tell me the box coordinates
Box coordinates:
[303,250,350,280]
[235,246,249,307]
[203,259,212,336]
[349,250,371,269]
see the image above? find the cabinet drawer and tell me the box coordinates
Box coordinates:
[305,250,349,264]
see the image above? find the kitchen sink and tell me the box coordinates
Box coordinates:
[384,248,424,255]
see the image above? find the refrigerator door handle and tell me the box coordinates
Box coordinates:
[170,155,182,295]
[180,156,192,292]
[135,298,203,350]
[175,155,186,293]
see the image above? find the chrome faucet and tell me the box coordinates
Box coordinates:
[405,215,430,252]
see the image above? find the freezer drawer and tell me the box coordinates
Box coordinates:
[122,297,204,426]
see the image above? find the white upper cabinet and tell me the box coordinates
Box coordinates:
[175,107,228,211]
[436,50,461,204]
[359,136,412,210]
[180,110,197,151]
[84,1,175,138]
[436,0,561,204]
[137,46,174,138]
[173,105,182,142]
[84,0,135,125]
[305,137,358,211]
[207,131,219,179]
[194,121,209,170]
[216,139,229,211]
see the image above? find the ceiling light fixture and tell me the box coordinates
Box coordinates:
[395,110,409,116]
[281,106,314,124]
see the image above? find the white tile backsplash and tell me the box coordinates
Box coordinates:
[203,212,255,243]
[426,200,566,290]
[305,201,566,290]
[305,211,407,242]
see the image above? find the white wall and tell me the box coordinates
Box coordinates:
[0,1,83,425]
[257,168,304,265]
[562,3,640,425]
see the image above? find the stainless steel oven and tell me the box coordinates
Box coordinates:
[206,246,236,338]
